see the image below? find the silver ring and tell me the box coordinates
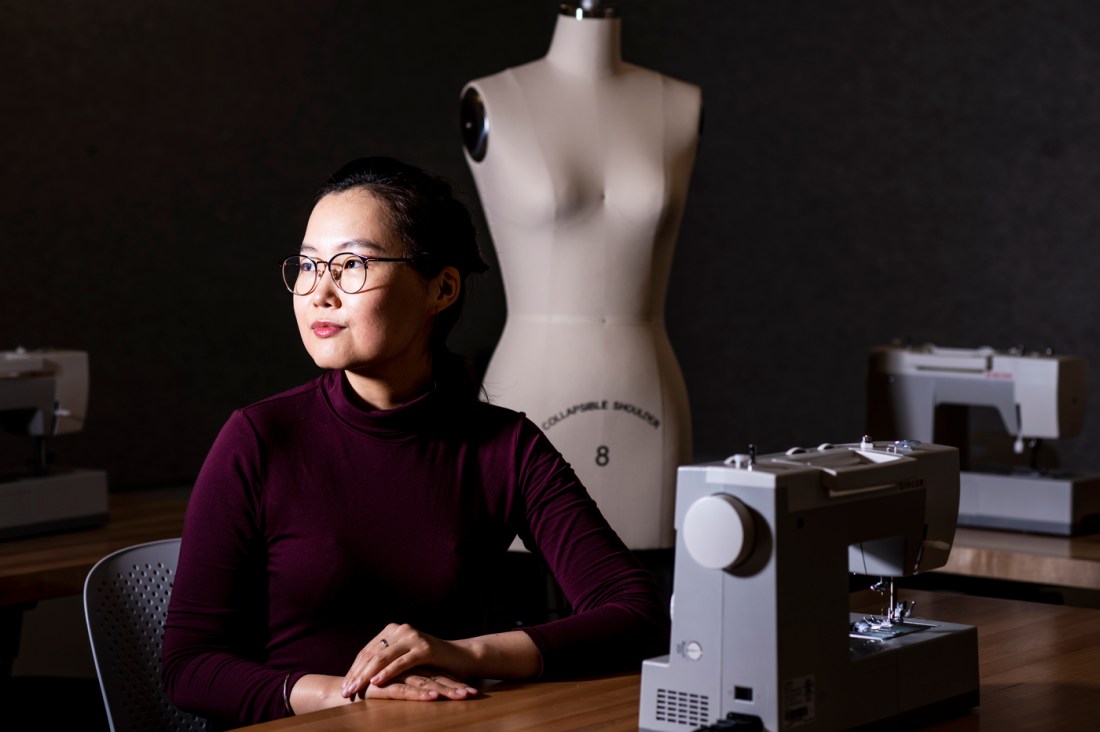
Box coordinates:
[380,638,389,648]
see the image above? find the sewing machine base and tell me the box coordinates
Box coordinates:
[640,616,977,732]
[844,614,978,728]
[958,469,1100,536]
[0,468,108,540]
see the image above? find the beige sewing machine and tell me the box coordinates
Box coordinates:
[867,343,1100,535]
[0,348,108,539]
[639,438,978,732]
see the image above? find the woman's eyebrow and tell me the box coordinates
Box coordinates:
[338,238,385,253]
[298,238,385,254]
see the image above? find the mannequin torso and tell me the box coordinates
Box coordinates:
[462,10,700,549]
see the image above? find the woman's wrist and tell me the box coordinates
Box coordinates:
[453,630,540,680]
[452,636,485,678]
[289,674,348,714]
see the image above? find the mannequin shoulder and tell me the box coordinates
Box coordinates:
[661,74,702,112]
[619,63,702,124]
[623,65,701,112]
[650,70,703,138]
[459,63,541,163]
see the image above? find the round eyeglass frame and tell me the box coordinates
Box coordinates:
[280,253,415,295]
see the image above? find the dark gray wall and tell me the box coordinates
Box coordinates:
[3,1,1099,489]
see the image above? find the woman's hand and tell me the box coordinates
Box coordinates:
[288,670,471,715]
[341,623,477,700]
[356,668,476,701]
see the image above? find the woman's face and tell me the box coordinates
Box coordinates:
[294,188,441,387]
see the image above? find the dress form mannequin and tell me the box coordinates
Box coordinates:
[460,2,701,551]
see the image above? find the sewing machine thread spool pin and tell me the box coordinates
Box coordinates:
[725,453,753,468]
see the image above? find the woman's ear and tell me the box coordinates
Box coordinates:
[433,266,462,313]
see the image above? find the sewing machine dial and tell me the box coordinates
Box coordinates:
[683,494,755,570]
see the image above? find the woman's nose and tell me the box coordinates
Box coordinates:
[310,267,341,305]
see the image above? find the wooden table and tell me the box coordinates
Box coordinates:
[0,487,191,608]
[0,487,190,678]
[231,589,1100,731]
[942,527,1100,591]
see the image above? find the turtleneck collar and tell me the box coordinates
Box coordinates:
[320,369,448,440]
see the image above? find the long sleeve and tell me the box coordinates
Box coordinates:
[509,419,671,677]
[162,411,299,726]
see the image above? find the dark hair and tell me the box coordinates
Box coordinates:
[316,156,489,399]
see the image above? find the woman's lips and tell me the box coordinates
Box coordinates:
[311,321,345,338]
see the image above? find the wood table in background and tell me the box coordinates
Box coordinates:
[232,589,1100,732]
[942,527,1100,591]
[0,486,191,680]
[0,487,190,607]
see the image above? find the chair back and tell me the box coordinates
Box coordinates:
[84,538,209,732]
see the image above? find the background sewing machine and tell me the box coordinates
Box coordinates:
[0,348,108,539]
[866,343,1100,535]
[639,438,978,732]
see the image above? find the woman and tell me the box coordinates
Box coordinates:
[162,156,670,727]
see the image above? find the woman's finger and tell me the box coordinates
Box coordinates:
[369,673,473,704]
[364,681,439,702]
[426,674,479,696]
[342,635,396,697]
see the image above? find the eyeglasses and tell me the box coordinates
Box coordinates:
[280,253,415,295]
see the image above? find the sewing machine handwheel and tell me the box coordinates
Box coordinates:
[683,494,755,570]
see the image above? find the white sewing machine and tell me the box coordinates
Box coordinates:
[639,438,978,732]
[0,348,108,539]
[867,343,1100,535]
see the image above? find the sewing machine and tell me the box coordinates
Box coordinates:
[0,348,108,539]
[639,438,978,732]
[867,343,1100,535]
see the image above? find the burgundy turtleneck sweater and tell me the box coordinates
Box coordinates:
[162,370,669,727]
